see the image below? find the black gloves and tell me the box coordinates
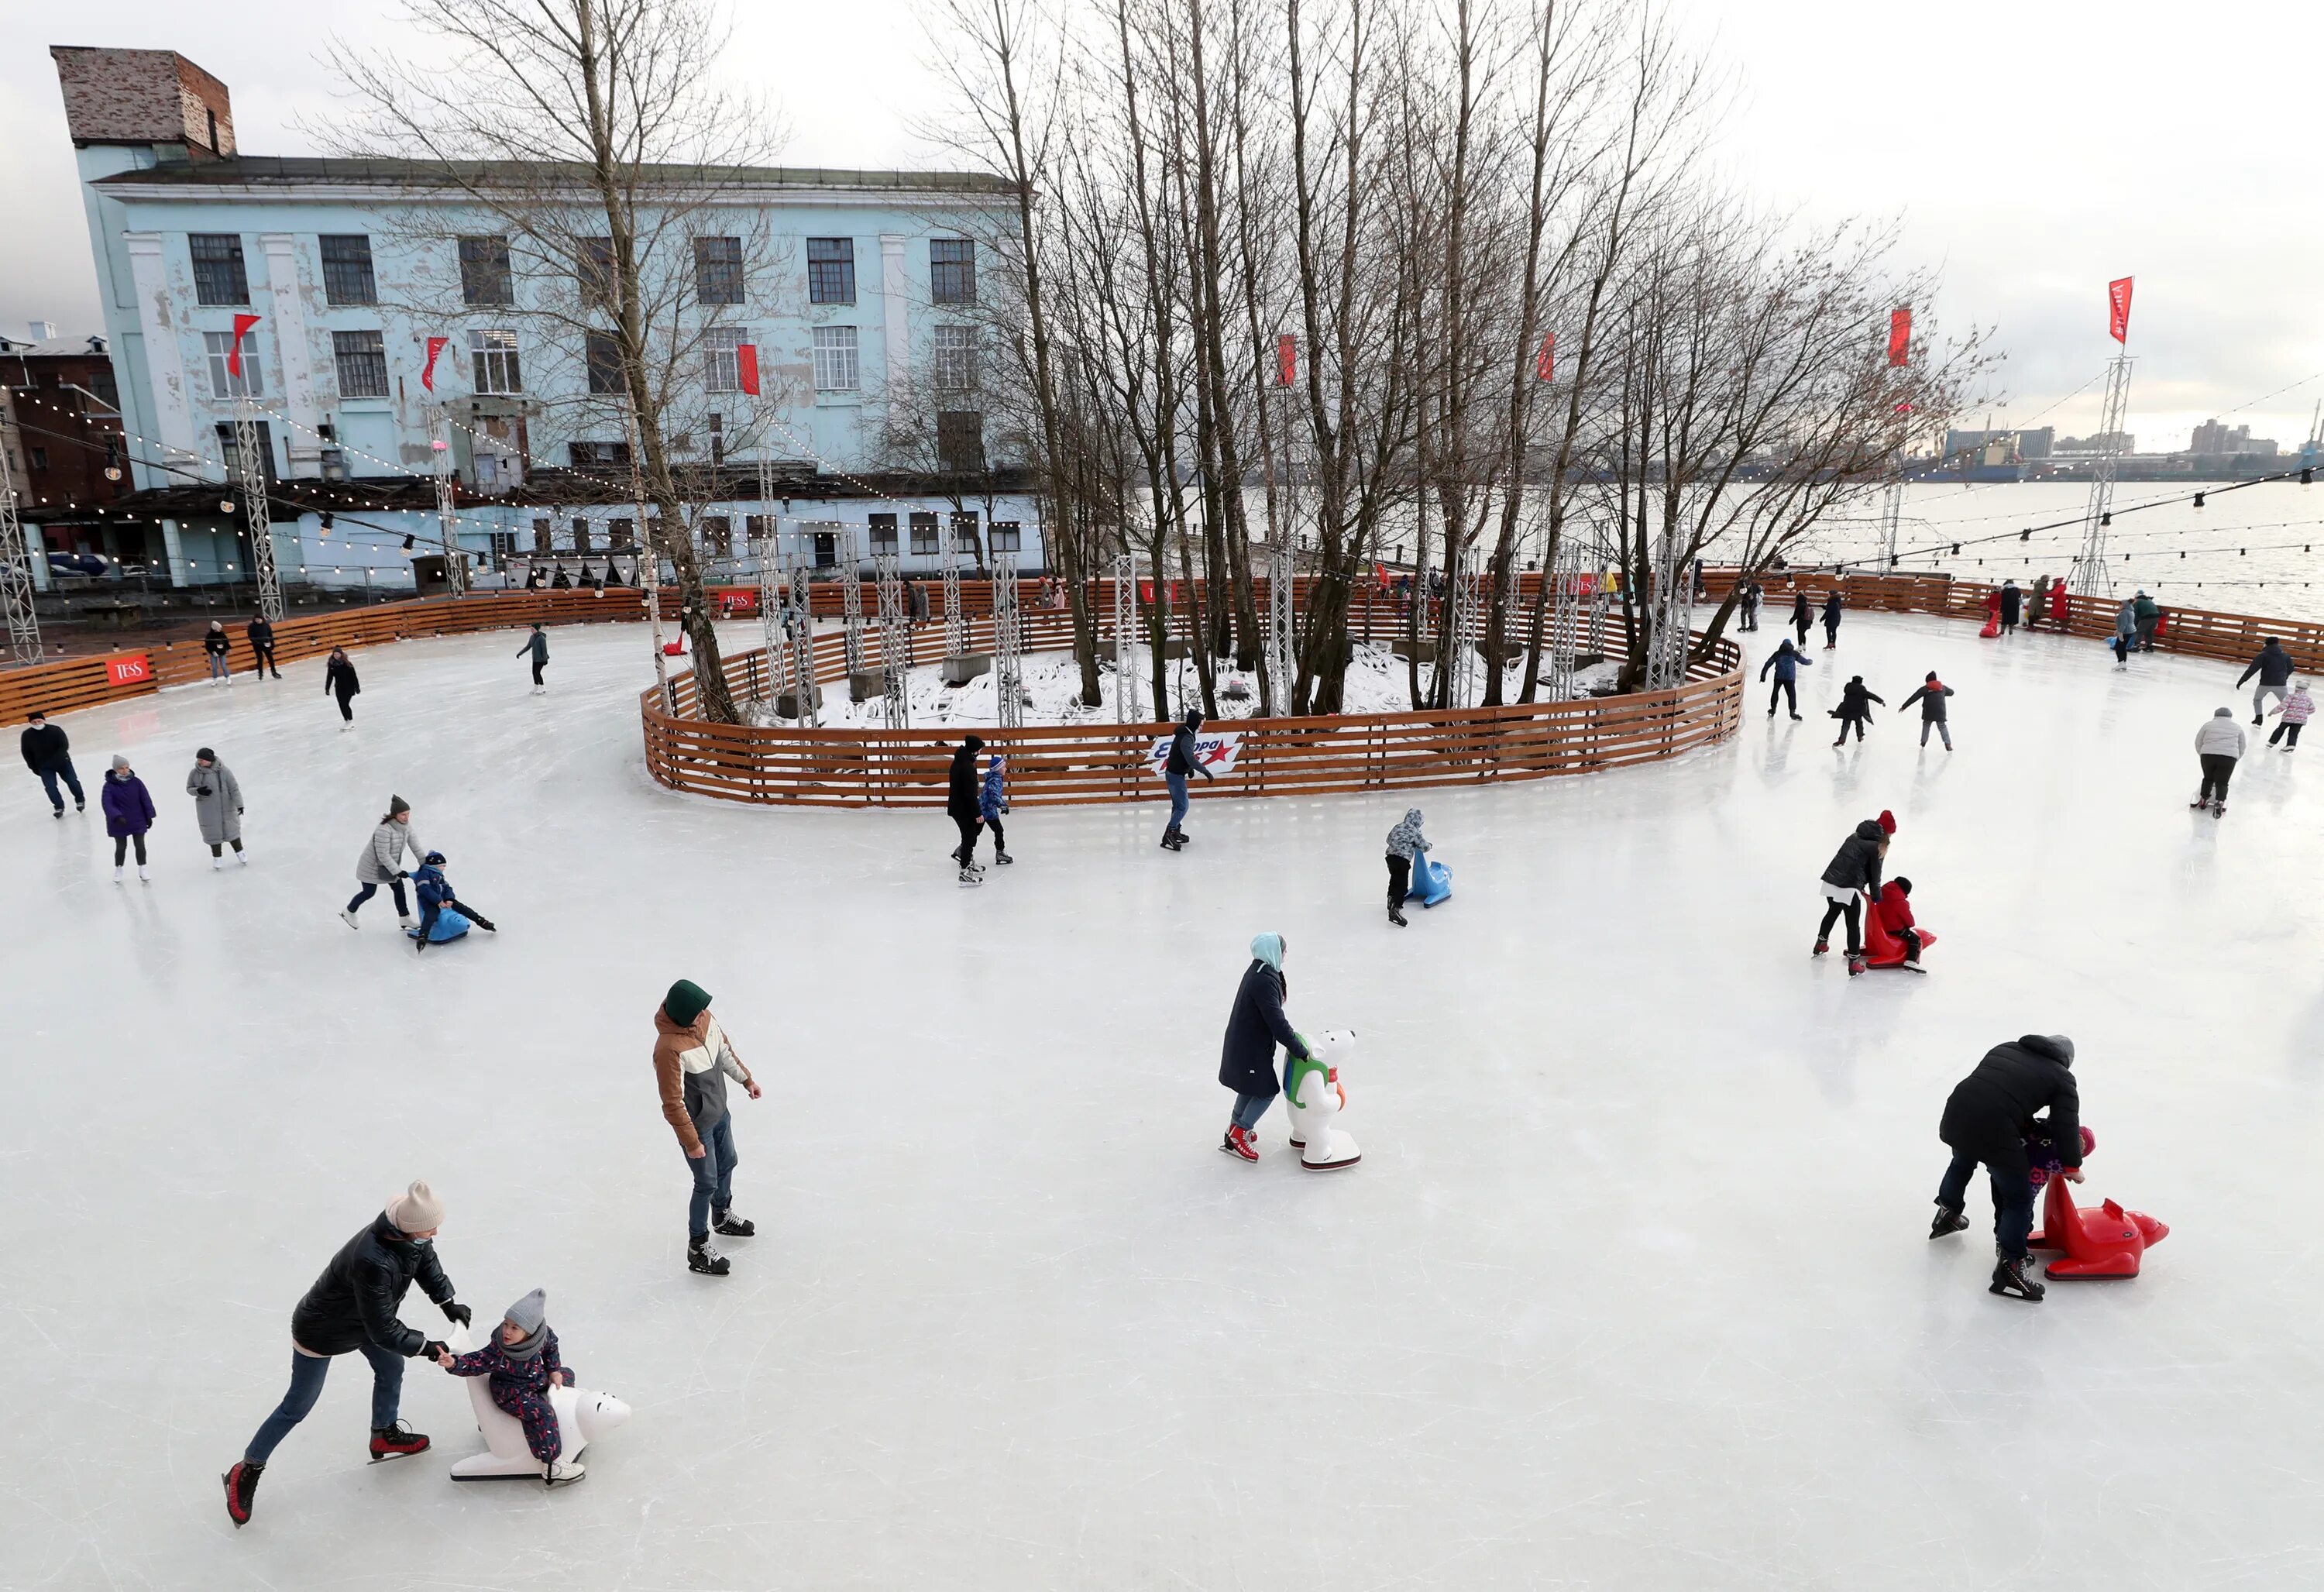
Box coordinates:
[419,1339,451,1361]
[442,1300,472,1327]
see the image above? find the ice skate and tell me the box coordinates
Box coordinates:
[1929,1205,1969,1239]
[712,1211,755,1237]
[2189,796,2209,809]
[1846,951,1867,976]
[237,850,249,865]
[2213,802,2227,817]
[994,850,1014,865]
[1789,711,1802,720]
[1220,1125,1259,1162]
[398,913,419,930]
[339,908,360,929]
[137,865,150,883]
[221,1460,261,1527]
[1388,905,1408,927]
[51,807,61,819]
[688,1239,731,1276]
[369,1421,431,1460]
[957,866,982,886]
[1989,1254,2045,1301]
[544,1459,587,1487]
[1811,939,1829,956]
[113,865,124,884]
[211,854,223,871]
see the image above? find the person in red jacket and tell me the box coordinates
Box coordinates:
[1876,877,1924,971]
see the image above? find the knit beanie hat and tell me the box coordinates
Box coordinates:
[389,795,411,817]
[111,755,129,772]
[500,1288,549,1362]
[385,1179,445,1233]
[1877,809,1896,835]
[663,978,713,1026]
[196,747,215,763]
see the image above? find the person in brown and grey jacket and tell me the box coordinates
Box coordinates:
[652,978,761,1277]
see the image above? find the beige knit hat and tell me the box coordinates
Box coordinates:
[385,1179,444,1233]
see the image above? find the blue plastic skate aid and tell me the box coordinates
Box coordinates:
[409,906,474,943]
[1404,854,1452,907]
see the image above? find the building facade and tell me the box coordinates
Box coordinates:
[49,45,1040,594]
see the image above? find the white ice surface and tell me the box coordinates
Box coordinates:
[5,613,2322,1588]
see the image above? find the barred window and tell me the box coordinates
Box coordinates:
[806,237,855,305]
[469,328,523,394]
[930,238,975,304]
[868,512,899,554]
[319,236,377,306]
[332,330,390,398]
[203,329,263,398]
[909,511,939,555]
[694,236,744,305]
[189,234,248,304]
[933,325,977,390]
[703,326,747,393]
[813,325,859,392]
[610,517,634,550]
[459,236,514,305]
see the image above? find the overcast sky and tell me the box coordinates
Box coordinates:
[3,0,2315,452]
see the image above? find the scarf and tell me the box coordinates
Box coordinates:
[500,1288,549,1361]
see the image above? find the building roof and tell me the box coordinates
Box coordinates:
[94,155,1014,196]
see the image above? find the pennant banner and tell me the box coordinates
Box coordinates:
[2108,277,2133,344]
[737,342,761,397]
[1535,332,1556,383]
[421,335,450,392]
[1886,307,1911,367]
[226,313,261,378]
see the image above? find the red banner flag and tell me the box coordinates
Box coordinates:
[421,335,450,391]
[1886,307,1911,367]
[226,313,261,378]
[1276,334,1297,387]
[1535,332,1556,383]
[2108,276,2133,343]
[737,342,761,397]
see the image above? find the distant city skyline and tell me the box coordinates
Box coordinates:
[3,0,2316,454]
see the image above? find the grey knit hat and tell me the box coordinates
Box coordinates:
[389,795,411,817]
[505,1288,548,1336]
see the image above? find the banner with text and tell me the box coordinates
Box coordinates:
[1147,728,1243,780]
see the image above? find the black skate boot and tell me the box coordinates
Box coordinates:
[712,1210,755,1237]
[1929,1204,1970,1240]
[222,1460,263,1527]
[1388,904,1408,927]
[688,1238,731,1276]
[1989,1253,2045,1301]
[995,850,1014,865]
[469,914,497,931]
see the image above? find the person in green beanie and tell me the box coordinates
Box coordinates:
[651,979,761,1276]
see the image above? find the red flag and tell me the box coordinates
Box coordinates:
[226,313,261,378]
[2108,277,2133,343]
[1886,307,1911,367]
[1276,335,1297,387]
[421,335,449,391]
[737,342,760,397]
[1535,332,1555,383]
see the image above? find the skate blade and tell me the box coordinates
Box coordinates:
[1298,1155,1361,1172]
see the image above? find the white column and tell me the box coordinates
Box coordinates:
[122,232,201,482]
[160,517,191,588]
[881,234,911,431]
[260,234,320,473]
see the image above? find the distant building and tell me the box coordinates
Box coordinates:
[2186,418,2277,458]
[2054,432,2135,456]
[2,334,133,586]
[1941,427,2049,466]
[2016,426,2053,460]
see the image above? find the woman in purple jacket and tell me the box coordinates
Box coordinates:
[102,754,157,883]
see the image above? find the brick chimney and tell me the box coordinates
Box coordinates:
[50,46,235,160]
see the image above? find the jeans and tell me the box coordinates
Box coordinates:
[1165,770,1190,833]
[1817,892,1862,954]
[112,833,148,865]
[1920,719,1951,748]
[2199,753,2237,804]
[1766,678,1796,715]
[1230,1091,1273,1132]
[2254,683,2287,722]
[1387,853,1411,909]
[207,652,230,679]
[1937,1152,2037,1261]
[2271,720,2305,747]
[246,1341,406,1463]
[685,1114,738,1242]
[348,879,411,916]
[38,761,83,811]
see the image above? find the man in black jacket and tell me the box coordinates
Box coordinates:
[947,734,986,883]
[1161,709,1213,852]
[1931,1035,2083,1302]
[222,1181,470,1526]
[2238,638,2295,724]
[245,614,280,678]
[19,710,84,816]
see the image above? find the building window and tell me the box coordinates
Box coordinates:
[868,512,899,555]
[991,520,1022,553]
[951,510,981,551]
[579,236,617,311]
[694,236,744,305]
[745,513,773,543]
[214,420,276,480]
[532,517,553,554]
[933,325,976,390]
[703,515,734,557]
[909,511,939,555]
[319,235,377,306]
[203,329,265,398]
[937,410,985,472]
[28,447,46,471]
[806,237,855,305]
[586,332,623,395]
[332,330,390,399]
[610,517,634,550]
[91,367,119,408]
[470,329,523,394]
[572,517,593,554]
[568,441,630,468]
[459,236,514,306]
[703,327,747,393]
[813,325,859,392]
[189,234,249,305]
[930,238,975,304]
[486,531,517,569]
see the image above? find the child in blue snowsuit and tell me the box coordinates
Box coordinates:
[979,754,1013,865]
[437,1289,569,1465]
[411,851,496,952]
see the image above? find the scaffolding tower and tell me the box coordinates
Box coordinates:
[834,528,865,674]
[2070,355,2135,599]
[1112,552,1136,723]
[235,397,285,622]
[427,404,462,600]
[1,421,40,664]
[940,515,968,658]
[874,552,910,730]
[751,507,785,704]
[1544,538,1584,703]
[1442,564,1481,709]
[784,552,819,725]
[1267,542,1296,716]
[992,552,1024,731]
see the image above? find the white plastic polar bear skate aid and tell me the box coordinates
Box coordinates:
[442,1323,632,1480]
[1284,1028,1360,1171]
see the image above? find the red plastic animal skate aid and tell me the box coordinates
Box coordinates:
[2027,1174,2169,1279]
[1859,903,1935,971]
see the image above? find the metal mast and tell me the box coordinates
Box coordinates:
[1879,479,1905,571]
[2071,355,2135,599]
[235,396,284,622]
[837,527,865,675]
[428,404,463,598]
[1442,566,1480,709]
[1544,537,1583,702]
[1267,541,1295,716]
[0,414,40,664]
[784,551,819,724]
[940,514,967,658]
[875,550,910,730]
[992,552,1024,731]
[1112,552,1136,722]
[751,500,784,706]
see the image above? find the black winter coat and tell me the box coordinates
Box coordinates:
[1999,586,2021,623]
[1833,681,1884,722]
[1219,959,1308,1095]
[289,1213,457,1358]
[1819,819,1886,894]
[1791,593,1811,624]
[246,617,273,648]
[947,742,984,818]
[2239,644,2294,689]
[1941,1035,2082,1178]
[202,628,230,656]
[20,723,70,772]
[1899,683,1954,722]
[325,656,360,700]
[1166,724,1205,778]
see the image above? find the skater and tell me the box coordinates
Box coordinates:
[1217,931,1314,1161]
[20,709,84,816]
[1758,640,1811,718]
[411,850,497,951]
[435,1289,581,1484]
[1830,675,1883,746]
[2133,589,2160,652]
[2047,576,2071,631]
[221,1180,469,1526]
[325,646,360,727]
[947,734,987,883]
[1384,807,1428,927]
[2267,678,2313,748]
[1789,590,1813,648]
[186,747,246,868]
[343,796,423,928]
[1813,810,1892,971]
[2193,706,2245,813]
[246,614,280,678]
[2237,637,2295,724]
[1820,588,1843,648]
[1876,876,1924,970]
[1161,707,1214,851]
[517,624,549,693]
[1897,672,1955,750]
[202,619,232,683]
[101,755,156,883]
[2110,600,2137,668]
[2026,574,2051,631]
[978,751,1012,865]
[1736,579,1760,632]
[1982,587,2001,634]
[651,978,761,1277]
[1929,1034,2083,1303]
[1999,579,2022,634]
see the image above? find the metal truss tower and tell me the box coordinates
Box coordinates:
[235,397,285,621]
[751,509,784,703]
[784,552,819,726]
[940,516,968,658]
[2071,356,2135,599]
[1442,566,1481,709]
[1267,542,1296,716]
[1544,537,1584,703]
[873,552,911,730]
[992,552,1024,731]
[0,423,40,664]
[427,404,462,599]
[835,528,865,674]
[1879,478,1906,571]
[1112,552,1136,723]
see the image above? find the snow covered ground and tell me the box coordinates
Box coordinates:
[5,610,2321,1588]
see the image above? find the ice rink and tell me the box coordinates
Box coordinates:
[7,608,2322,1589]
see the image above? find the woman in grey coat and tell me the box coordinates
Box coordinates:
[342,796,423,930]
[187,748,246,868]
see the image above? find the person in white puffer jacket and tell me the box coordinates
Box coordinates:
[2192,708,2247,813]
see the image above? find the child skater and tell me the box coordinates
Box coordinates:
[436,1290,581,1484]
[2267,678,2314,750]
[1830,675,1884,746]
[1384,808,1428,927]
[411,851,497,952]
[979,752,1013,865]
[1876,875,1925,971]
